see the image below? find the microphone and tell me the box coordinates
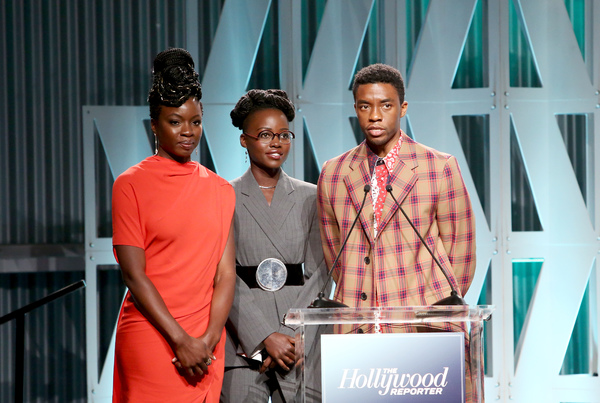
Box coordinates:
[385,184,466,306]
[309,184,371,308]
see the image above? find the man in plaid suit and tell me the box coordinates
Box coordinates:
[317,63,476,316]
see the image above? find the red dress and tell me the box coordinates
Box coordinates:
[111,155,235,402]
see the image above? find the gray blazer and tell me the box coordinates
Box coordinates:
[225,168,328,401]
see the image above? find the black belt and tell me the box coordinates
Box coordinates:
[236,263,305,289]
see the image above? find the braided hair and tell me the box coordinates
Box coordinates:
[148,48,202,120]
[230,89,295,130]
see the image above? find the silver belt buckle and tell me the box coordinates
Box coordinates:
[256,258,287,291]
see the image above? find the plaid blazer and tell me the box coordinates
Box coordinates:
[317,133,476,309]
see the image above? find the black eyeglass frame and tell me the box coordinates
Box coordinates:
[242,130,296,144]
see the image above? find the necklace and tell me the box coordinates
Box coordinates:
[258,185,276,189]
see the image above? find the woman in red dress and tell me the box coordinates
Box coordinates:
[111,48,236,402]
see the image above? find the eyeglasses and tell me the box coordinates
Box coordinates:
[243,130,295,144]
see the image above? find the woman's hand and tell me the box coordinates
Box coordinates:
[171,333,216,377]
[263,332,295,371]
[259,356,277,373]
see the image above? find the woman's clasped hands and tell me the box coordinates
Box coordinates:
[260,332,296,373]
[171,333,216,377]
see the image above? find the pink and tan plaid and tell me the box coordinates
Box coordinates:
[317,132,476,311]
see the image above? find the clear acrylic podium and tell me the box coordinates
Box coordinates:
[284,305,494,403]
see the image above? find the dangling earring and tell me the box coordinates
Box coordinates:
[154,135,158,155]
[244,151,248,164]
[196,147,199,156]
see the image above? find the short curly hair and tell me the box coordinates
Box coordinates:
[230,89,295,130]
[352,63,405,103]
[148,48,202,120]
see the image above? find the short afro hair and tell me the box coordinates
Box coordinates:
[148,48,202,120]
[352,63,405,103]
[230,89,295,131]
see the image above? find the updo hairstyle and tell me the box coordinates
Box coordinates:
[230,89,295,131]
[148,48,202,120]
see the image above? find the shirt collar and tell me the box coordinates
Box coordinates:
[366,134,403,173]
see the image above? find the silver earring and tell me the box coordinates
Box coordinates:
[154,135,158,155]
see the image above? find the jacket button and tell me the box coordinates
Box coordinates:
[356,328,364,334]
[360,292,367,301]
[364,256,370,264]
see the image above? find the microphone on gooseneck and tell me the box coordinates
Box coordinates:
[385,184,466,306]
[309,184,371,308]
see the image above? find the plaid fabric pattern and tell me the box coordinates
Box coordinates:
[317,132,476,310]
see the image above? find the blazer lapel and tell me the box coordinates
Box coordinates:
[238,170,296,262]
[343,144,375,246]
[268,171,295,232]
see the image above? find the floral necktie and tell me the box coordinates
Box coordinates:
[372,158,388,236]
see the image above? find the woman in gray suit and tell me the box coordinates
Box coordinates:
[221,89,327,403]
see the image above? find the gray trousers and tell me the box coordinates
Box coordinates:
[221,365,285,403]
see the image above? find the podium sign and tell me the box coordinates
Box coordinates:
[321,333,464,402]
[284,305,494,403]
